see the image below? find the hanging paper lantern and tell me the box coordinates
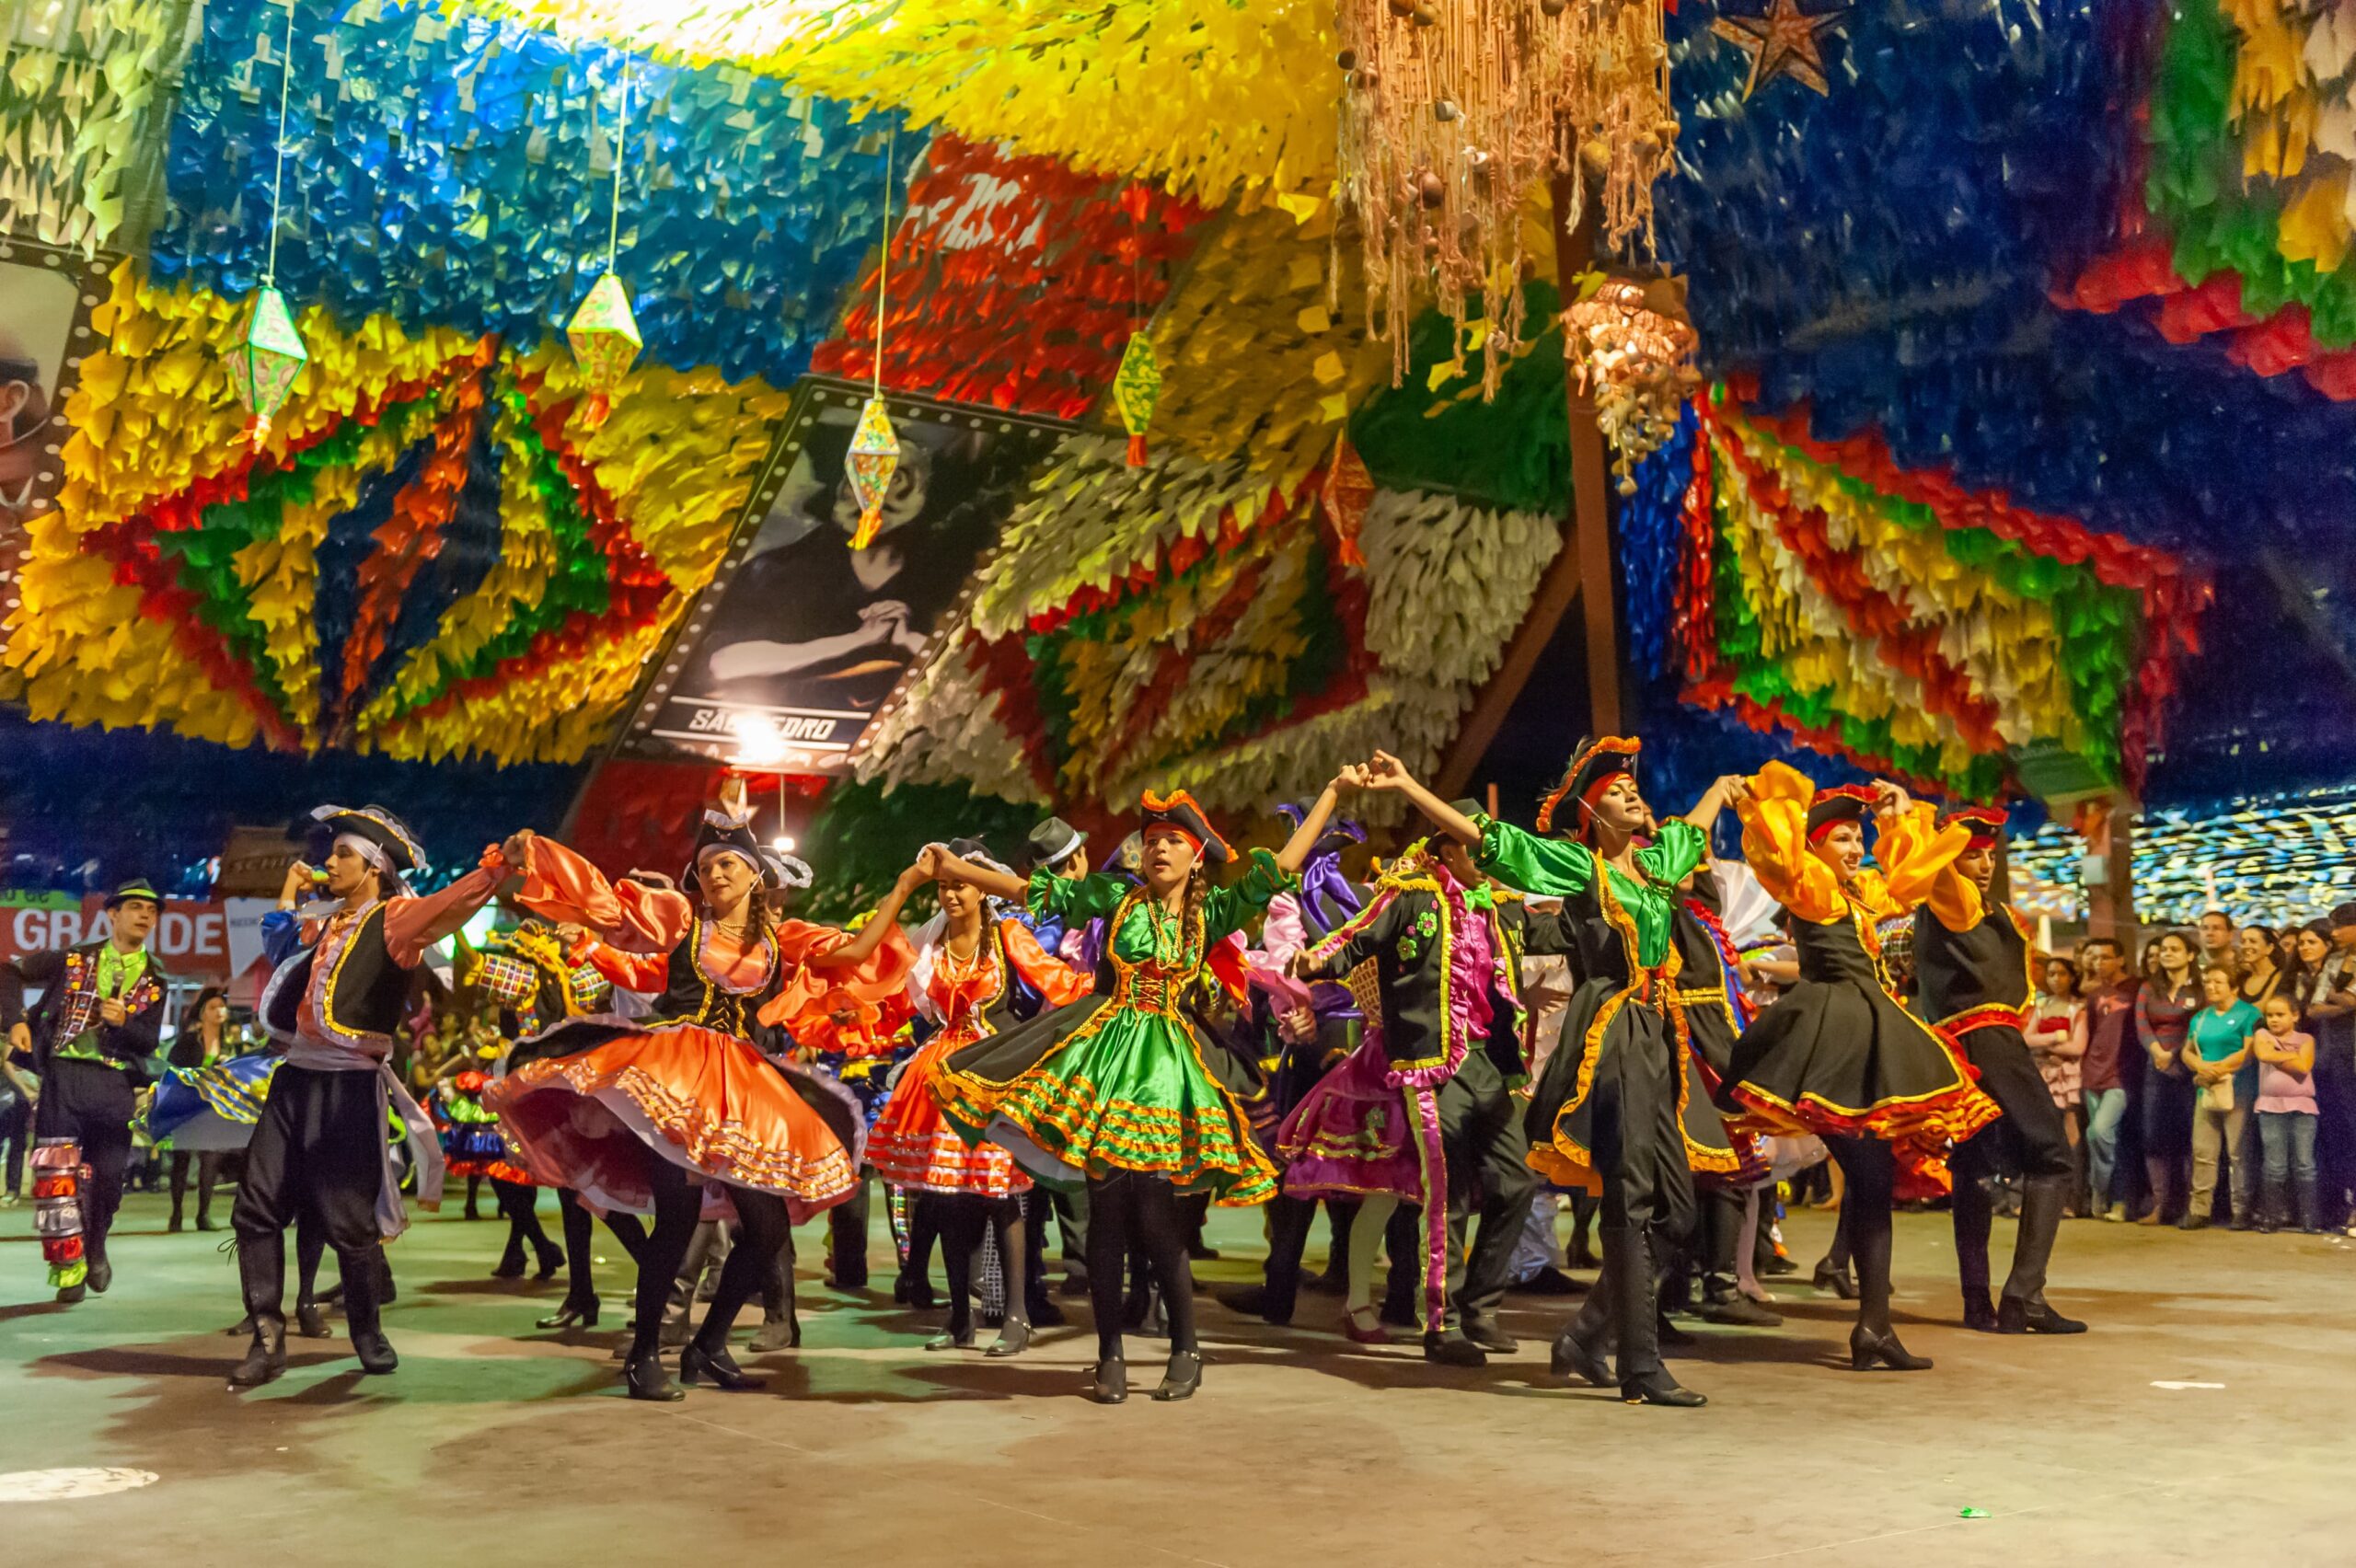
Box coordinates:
[565,271,642,428]
[847,395,901,549]
[1113,330,1161,467]
[224,284,308,448]
[1319,434,1376,569]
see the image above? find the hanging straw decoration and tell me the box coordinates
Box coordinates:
[565,59,643,429]
[1561,272,1699,491]
[1334,0,1679,397]
[224,0,311,450]
[848,130,903,550]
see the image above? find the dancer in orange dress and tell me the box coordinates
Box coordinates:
[485,798,922,1401]
[871,838,1091,1355]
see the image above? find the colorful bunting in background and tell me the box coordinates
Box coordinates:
[446,0,1338,209]
[2011,787,2356,928]
[811,133,1210,420]
[0,0,179,254]
[1,263,789,765]
[856,423,1564,824]
[156,0,917,390]
[1633,381,2207,801]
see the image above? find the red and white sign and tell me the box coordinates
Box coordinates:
[0,896,282,995]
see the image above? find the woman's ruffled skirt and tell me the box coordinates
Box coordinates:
[870,1039,1032,1198]
[484,1018,861,1221]
[1272,1032,1423,1203]
[1716,978,2000,1199]
[934,996,1279,1205]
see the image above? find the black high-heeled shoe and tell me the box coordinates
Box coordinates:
[895,1274,937,1309]
[678,1341,765,1391]
[538,1299,600,1331]
[1812,1259,1858,1299]
[1089,1357,1128,1404]
[1621,1367,1707,1407]
[1849,1325,1933,1371]
[534,1243,565,1282]
[1152,1350,1201,1401]
[1550,1325,1612,1388]
[926,1324,976,1352]
[623,1350,684,1401]
[986,1320,1032,1358]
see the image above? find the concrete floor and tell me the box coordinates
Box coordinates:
[1,1189,2350,1566]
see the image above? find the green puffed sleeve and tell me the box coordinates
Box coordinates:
[1634,818,1706,888]
[1472,813,1595,898]
[1202,847,1298,943]
[1028,869,1129,924]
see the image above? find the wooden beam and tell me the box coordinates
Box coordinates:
[1432,176,1622,801]
[1550,171,1623,739]
[1434,559,1582,801]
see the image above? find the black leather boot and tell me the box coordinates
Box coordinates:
[227,1314,287,1390]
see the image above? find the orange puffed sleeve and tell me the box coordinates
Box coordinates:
[1734,761,1844,925]
[1873,805,1971,917]
[509,836,692,954]
[999,917,1093,1008]
[757,919,919,1043]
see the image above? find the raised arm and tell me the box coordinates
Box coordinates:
[1733,762,1842,921]
[1680,774,1750,834]
[502,831,691,954]
[1363,752,1478,846]
[1872,786,1971,914]
[930,846,1028,905]
[1271,775,1355,877]
[806,860,928,970]
[382,846,521,968]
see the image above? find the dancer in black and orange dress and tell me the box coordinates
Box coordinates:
[1716,763,2001,1372]
[1916,807,2087,1335]
[484,802,921,1401]
[871,839,1091,1355]
[927,781,1351,1404]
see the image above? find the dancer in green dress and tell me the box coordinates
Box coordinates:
[928,778,1355,1404]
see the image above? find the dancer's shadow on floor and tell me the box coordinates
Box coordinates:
[414,1275,563,1298]
[35,1343,351,1381]
[0,1300,73,1324]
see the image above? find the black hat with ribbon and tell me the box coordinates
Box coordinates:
[684,804,774,894]
[104,878,163,911]
[1025,816,1088,872]
[1534,736,1643,837]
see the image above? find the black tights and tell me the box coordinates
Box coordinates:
[1086,1170,1195,1364]
[628,1163,792,1362]
[1824,1136,1897,1336]
[555,1187,647,1309]
[929,1192,1027,1339]
[491,1178,554,1266]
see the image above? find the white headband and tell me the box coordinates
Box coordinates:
[335,832,391,872]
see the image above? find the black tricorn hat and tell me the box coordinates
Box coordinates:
[1534,736,1642,836]
[1804,784,1877,842]
[684,806,776,894]
[311,804,426,874]
[1138,789,1232,866]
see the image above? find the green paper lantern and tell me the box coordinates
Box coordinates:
[847,394,900,549]
[225,284,308,448]
[565,271,641,427]
[1113,330,1161,467]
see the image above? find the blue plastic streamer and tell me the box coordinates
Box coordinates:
[1617,404,1694,684]
[155,0,922,386]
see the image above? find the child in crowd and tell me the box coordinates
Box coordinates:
[2182,964,2259,1230]
[2251,993,2321,1234]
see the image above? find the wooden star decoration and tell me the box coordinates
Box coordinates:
[1712,0,1854,98]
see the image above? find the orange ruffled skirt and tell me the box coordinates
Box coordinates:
[485,1020,860,1222]
[868,1038,1032,1199]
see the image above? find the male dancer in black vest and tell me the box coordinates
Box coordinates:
[2,880,172,1302]
[1914,806,2086,1335]
[1296,813,1540,1365]
[229,806,516,1389]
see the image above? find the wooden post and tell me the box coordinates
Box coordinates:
[1431,177,1623,799]
[2083,792,2140,948]
[1552,171,1623,739]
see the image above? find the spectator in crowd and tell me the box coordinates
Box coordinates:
[2136,932,2200,1226]
[2251,992,2321,1233]
[2024,956,2087,1211]
[2076,937,2138,1222]
[2182,963,2259,1231]
[2238,925,2289,1011]
[2296,914,2356,1230]
[2196,909,2236,974]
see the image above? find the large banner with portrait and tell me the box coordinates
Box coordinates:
[0,243,112,548]
[612,378,1066,772]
